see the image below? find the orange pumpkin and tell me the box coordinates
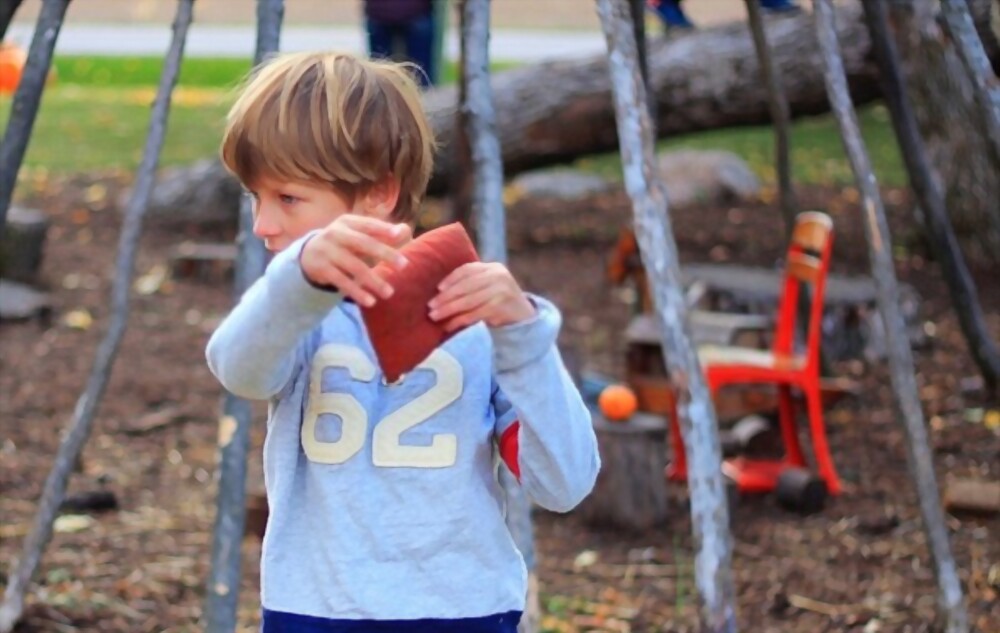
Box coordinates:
[0,42,27,95]
[598,384,638,422]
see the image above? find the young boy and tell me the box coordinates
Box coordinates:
[205,51,600,632]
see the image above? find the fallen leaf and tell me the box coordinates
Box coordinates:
[134,264,169,296]
[84,183,107,205]
[573,549,599,570]
[54,514,95,533]
[63,308,94,330]
[984,410,1000,431]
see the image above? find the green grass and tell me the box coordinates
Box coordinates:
[575,104,904,188]
[52,56,255,88]
[48,55,519,89]
[3,55,903,186]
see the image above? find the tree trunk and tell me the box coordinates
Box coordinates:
[885,0,1000,266]
[596,0,737,631]
[426,1,882,195]
[863,0,1000,394]
[577,414,670,532]
[814,1,970,630]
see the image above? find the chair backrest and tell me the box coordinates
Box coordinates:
[773,212,834,367]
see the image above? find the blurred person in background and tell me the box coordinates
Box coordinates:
[363,0,438,87]
[648,0,800,31]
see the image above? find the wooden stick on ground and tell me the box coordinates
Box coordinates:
[0,2,196,631]
[812,1,969,631]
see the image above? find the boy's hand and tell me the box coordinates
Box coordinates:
[301,215,412,307]
[428,262,536,332]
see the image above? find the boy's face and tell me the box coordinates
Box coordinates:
[247,176,393,253]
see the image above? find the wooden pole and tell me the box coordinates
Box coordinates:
[451,0,474,233]
[0,2,195,631]
[459,1,538,631]
[0,0,24,42]
[203,1,283,631]
[812,1,969,631]
[863,0,1000,394]
[744,0,797,235]
[596,0,737,631]
[0,0,70,241]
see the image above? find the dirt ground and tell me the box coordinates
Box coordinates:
[1,174,998,633]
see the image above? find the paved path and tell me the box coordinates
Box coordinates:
[5,23,610,62]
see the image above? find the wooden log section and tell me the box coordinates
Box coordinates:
[576,413,670,532]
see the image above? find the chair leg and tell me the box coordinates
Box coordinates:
[805,383,841,495]
[778,385,806,466]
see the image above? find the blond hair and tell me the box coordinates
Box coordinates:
[221,51,435,221]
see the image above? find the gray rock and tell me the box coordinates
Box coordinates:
[121,159,241,226]
[510,168,612,200]
[657,149,761,208]
[0,279,52,322]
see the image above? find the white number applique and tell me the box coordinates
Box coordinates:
[302,345,463,468]
[301,344,375,465]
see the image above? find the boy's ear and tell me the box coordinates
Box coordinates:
[358,177,401,219]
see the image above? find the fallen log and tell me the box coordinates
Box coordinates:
[145,3,883,222]
[425,2,880,192]
[145,2,998,219]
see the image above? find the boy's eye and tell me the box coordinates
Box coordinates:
[279,194,298,204]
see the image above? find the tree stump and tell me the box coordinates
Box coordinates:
[0,206,49,284]
[576,412,669,531]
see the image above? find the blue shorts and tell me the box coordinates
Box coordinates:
[261,609,522,633]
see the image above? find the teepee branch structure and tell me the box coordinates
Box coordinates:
[203,1,284,631]
[596,0,737,631]
[0,1,196,630]
[0,0,70,239]
[813,1,969,631]
[459,1,539,631]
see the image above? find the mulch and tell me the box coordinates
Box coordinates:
[1,174,997,632]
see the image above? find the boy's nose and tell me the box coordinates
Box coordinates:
[253,206,282,240]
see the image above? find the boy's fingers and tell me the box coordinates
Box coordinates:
[337,254,395,300]
[442,304,490,332]
[429,287,492,322]
[344,229,409,271]
[323,267,377,307]
[430,271,486,311]
[344,216,411,246]
[438,262,482,291]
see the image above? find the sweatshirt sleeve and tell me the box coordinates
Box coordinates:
[489,295,600,512]
[205,233,343,401]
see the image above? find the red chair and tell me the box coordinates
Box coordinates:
[666,211,842,496]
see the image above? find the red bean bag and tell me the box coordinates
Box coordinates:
[361,222,479,383]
